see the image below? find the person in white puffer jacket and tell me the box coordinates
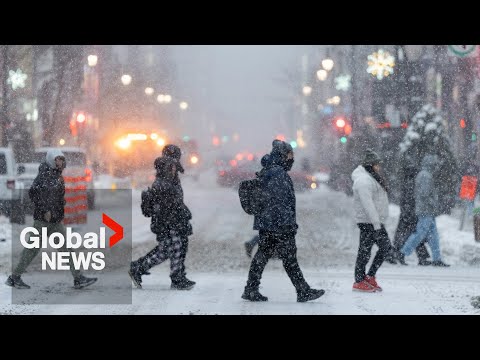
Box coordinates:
[351,149,393,292]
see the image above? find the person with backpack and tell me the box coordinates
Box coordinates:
[241,140,325,302]
[243,154,279,260]
[129,145,196,290]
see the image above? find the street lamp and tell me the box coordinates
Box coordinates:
[87,55,98,67]
[317,69,328,81]
[121,74,132,86]
[322,58,334,71]
[145,87,154,95]
[164,94,172,103]
[179,101,188,110]
[302,85,312,96]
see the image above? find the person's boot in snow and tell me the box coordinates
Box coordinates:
[5,275,30,289]
[297,288,325,302]
[242,288,268,301]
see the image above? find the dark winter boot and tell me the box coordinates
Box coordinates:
[74,275,98,289]
[395,251,408,266]
[128,261,144,289]
[241,288,268,302]
[297,288,325,302]
[5,275,30,289]
[171,275,195,290]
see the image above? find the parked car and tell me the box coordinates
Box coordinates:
[289,170,318,192]
[217,160,258,188]
[34,147,96,210]
[216,158,317,191]
[0,147,25,224]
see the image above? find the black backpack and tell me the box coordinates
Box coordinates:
[238,177,264,215]
[141,187,156,217]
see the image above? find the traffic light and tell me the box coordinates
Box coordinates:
[333,116,351,144]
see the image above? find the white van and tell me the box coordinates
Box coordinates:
[0,147,26,223]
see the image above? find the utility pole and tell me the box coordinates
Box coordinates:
[1,45,9,147]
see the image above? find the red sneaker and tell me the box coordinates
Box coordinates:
[352,280,376,292]
[365,275,382,292]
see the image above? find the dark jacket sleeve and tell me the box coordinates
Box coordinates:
[29,174,51,217]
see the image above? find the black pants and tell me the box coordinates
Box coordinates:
[245,230,309,293]
[393,214,430,261]
[354,224,391,283]
[135,233,187,280]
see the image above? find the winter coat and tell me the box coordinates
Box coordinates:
[399,166,417,222]
[415,155,439,217]
[150,158,193,238]
[29,162,66,223]
[253,151,297,233]
[351,165,389,230]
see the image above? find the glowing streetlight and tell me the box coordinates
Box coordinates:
[317,69,328,81]
[302,85,312,96]
[121,74,132,85]
[145,87,154,95]
[322,58,334,71]
[179,101,188,110]
[59,139,66,146]
[164,94,172,103]
[87,55,98,67]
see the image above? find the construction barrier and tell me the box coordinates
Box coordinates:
[63,175,88,225]
[459,176,478,201]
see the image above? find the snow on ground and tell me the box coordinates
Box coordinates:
[1,169,480,314]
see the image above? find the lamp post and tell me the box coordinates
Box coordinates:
[121,74,132,86]
[1,45,9,146]
[402,45,425,120]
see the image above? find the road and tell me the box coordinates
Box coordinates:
[1,170,480,314]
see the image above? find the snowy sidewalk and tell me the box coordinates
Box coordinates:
[1,266,480,315]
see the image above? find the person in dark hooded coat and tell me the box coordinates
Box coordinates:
[241,140,325,302]
[400,154,450,267]
[393,162,431,265]
[6,148,97,290]
[129,147,195,290]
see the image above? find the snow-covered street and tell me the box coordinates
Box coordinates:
[1,170,480,314]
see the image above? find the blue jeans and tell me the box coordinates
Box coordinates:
[401,216,441,262]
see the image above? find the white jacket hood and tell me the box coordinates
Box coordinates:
[46,148,65,169]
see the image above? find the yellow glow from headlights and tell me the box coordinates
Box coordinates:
[311,183,317,189]
[150,133,158,140]
[126,133,147,141]
[190,155,199,164]
[116,138,131,149]
[59,139,66,146]
[157,138,165,146]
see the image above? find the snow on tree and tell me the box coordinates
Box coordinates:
[398,103,460,214]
